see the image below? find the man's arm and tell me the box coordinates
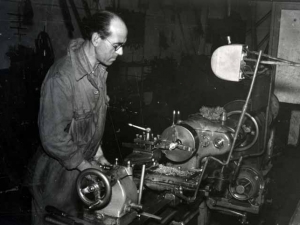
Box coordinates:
[77,146,110,171]
[39,73,85,170]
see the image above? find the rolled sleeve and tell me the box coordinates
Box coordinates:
[38,73,84,170]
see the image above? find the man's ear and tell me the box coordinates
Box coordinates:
[91,32,101,47]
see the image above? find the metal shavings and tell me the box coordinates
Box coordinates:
[199,106,224,120]
[152,164,195,177]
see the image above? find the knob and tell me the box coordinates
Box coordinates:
[214,138,224,149]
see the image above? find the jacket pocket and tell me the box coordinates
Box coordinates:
[69,110,96,145]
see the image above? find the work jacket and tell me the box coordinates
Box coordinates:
[28,38,108,222]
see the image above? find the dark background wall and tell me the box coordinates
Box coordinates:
[0,0,272,69]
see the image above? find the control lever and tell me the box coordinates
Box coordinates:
[130,202,162,221]
[89,199,102,209]
[139,212,162,221]
[128,123,151,141]
[128,123,151,133]
[133,165,162,221]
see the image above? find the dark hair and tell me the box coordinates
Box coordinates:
[82,11,121,40]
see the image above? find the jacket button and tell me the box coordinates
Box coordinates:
[94,90,99,94]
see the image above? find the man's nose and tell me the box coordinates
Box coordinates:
[116,47,123,56]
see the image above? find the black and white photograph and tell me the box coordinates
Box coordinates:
[0,0,299,224]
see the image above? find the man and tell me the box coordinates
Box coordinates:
[28,11,128,224]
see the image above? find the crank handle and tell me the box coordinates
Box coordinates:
[128,123,151,133]
[89,199,102,209]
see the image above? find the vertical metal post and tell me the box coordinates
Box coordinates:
[224,50,263,165]
[138,164,146,204]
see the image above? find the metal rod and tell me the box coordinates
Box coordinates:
[139,212,162,221]
[128,123,151,133]
[212,206,246,218]
[210,50,263,166]
[191,159,208,201]
[138,164,146,204]
[261,62,275,159]
[177,110,180,123]
[231,69,275,161]
[181,209,199,225]
[247,50,300,65]
[232,156,243,183]
[227,50,263,163]
[160,211,178,225]
[172,110,176,125]
[244,58,300,66]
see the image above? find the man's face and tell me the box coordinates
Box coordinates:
[95,18,128,66]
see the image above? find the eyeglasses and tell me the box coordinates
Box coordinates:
[105,38,125,52]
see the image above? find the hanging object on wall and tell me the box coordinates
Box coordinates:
[35,27,55,87]
[35,27,55,65]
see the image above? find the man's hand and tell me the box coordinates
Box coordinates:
[77,159,109,171]
[93,146,111,166]
[94,155,111,166]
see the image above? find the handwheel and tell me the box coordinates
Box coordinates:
[227,110,259,152]
[229,166,263,201]
[76,168,112,209]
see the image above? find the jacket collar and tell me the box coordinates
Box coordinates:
[68,38,107,81]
